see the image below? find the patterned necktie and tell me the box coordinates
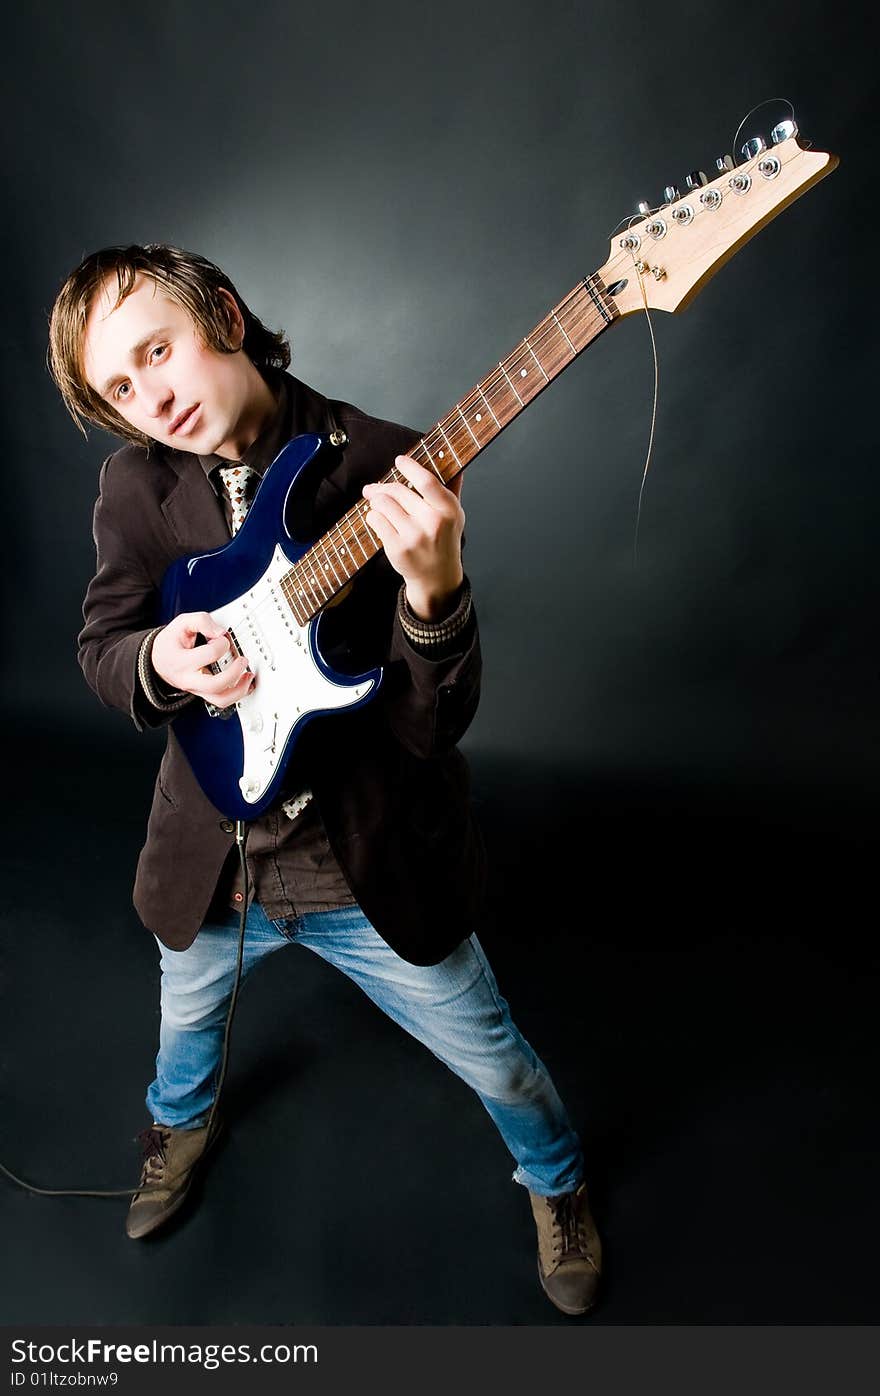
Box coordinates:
[217,463,259,534]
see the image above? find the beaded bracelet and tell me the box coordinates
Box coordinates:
[397,580,473,649]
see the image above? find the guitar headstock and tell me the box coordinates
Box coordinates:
[598,125,838,316]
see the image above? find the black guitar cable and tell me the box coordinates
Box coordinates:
[0,820,250,1200]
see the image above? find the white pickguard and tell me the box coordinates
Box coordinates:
[210,544,376,805]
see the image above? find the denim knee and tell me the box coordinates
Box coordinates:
[159,987,232,1032]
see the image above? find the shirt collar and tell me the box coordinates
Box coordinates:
[197,371,293,485]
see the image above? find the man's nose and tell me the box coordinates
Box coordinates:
[141,378,173,418]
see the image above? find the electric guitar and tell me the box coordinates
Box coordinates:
[160,118,838,820]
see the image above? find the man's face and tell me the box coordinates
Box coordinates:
[82,273,258,458]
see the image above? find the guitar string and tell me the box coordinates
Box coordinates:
[214,287,612,653]
[630,255,660,570]
[289,138,803,608]
[224,227,660,646]
[285,290,612,606]
[275,135,802,618]
[208,138,800,673]
[731,98,795,168]
[217,307,614,658]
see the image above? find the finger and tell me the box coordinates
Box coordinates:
[189,632,233,665]
[364,479,433,524]
[198,656,253,696]
[394,456,460,510]
[363,506,399,547]
[177,611,228,645]
[364,493,418,538]
[207,671,256,708]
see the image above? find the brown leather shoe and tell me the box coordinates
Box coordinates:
[529,1181,602,1315]
[126,1120,219,1240]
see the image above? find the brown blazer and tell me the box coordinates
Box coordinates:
[78,374,486,965]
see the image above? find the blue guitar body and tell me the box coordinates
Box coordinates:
[159,433,381,821]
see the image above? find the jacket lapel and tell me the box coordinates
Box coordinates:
[161,457,230,554]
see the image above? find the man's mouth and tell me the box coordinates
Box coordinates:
[169,404,199,435]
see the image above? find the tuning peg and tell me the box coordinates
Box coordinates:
[684,170,708,191]
[716,154,735,172]
[741,135,767,160]
[636,200,652,215]
[771,118,798,144]
[663,185,680,203]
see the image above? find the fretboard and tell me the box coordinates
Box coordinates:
[281,272,618,625]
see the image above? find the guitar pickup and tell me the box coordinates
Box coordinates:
[203,628,248,719]
[207,627,246,677]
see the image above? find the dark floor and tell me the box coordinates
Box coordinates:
[1,721,878,1325]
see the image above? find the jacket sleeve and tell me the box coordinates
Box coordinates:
[77,454,195,733]
[376,562,481,759]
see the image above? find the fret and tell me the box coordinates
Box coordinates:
[506,343,546,403]
[458,392,497,447]
[318,534,344,590]
[532,316,574,375]
[551,311,576,357]
[457,404,481,451]
[286,574,309,623]
[343,511,370,566]
[280,575,304,626]
[476,382,501,429]
[305,554,331,604]
[417,437,446,482]
[436,420,463,471]
[483,371,520,425]
[523,334,549,382]
[498,360,524,406]
[327,527,353,583]
[584,274,614,326]
[361,508,382,551]
[357,517,376,564]
[333,533,352,583]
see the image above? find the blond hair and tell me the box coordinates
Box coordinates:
[48,243,291,448]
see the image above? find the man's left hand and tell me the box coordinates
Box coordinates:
[363,454,465,621]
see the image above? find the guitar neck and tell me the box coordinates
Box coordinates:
[283,272,619,624]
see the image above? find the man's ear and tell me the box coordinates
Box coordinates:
[216,288,245,351]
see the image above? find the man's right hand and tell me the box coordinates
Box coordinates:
[151,612,255,707]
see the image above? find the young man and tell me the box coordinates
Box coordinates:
[48,244,601,1316]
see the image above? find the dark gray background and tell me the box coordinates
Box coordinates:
[2,0,872,780]
[2,0,878,1333]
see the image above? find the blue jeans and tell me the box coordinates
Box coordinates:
[146,901,584,1196]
